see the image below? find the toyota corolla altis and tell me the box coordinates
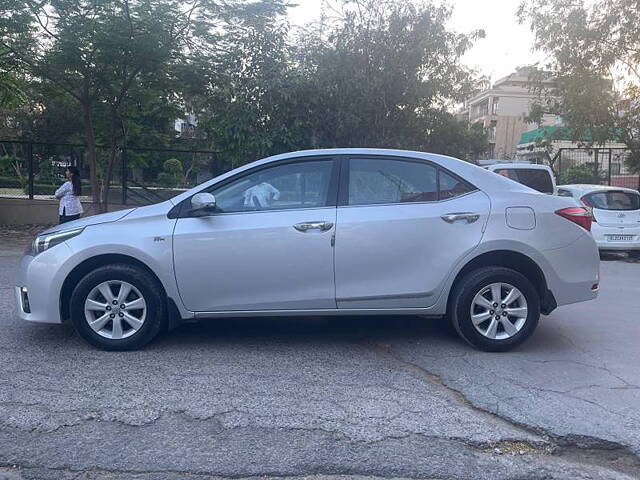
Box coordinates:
[15,149,600,351]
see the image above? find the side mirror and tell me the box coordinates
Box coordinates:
[190,192,217,215]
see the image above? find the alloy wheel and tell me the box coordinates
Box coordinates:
[84,280,147,339]
[470,282,528,340]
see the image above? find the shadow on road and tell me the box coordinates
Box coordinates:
[18,311,573,356]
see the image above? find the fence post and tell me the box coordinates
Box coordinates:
[557,149,562,178]
[121,147,127,205]
[608,149,612,186]
[27,142,34,200]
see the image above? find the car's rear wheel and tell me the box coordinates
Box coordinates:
[70,264,166,350]
[450,267,540,352]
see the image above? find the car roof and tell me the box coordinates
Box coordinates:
[559,184,640,194]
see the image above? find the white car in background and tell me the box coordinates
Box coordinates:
[557,184,640,257]
[486,163,557,195]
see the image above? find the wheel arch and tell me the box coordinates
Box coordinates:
[447,250,557,316]
[59,253,168,322]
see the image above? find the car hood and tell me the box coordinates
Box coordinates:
[40,208,136,235]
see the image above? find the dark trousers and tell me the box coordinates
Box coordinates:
[59,207,80,224]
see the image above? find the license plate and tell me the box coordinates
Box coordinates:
[607,235,634,241]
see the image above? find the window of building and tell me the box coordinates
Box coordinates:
[491,97,499,115]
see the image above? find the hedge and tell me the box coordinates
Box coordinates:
[0,176,25,188]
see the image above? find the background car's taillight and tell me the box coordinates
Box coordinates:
[579,195,597,223]
[555,206,592,231]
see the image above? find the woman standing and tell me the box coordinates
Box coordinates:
[55,166,84,224]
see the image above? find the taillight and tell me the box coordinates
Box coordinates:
[555,206,592,231]
[579,195,596,223]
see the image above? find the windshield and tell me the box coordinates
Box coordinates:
[583,191,640,211]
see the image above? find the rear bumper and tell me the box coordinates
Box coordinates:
[592,224,640,251]
[541,232,599,308]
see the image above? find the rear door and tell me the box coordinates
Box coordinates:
[334,156,491,309]
[584,190,640,227]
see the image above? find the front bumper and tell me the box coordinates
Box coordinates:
[14,243,74,324]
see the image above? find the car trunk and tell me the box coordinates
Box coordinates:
[593,208,640,227]
[584,190,640,227]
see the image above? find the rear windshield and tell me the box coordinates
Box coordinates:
[493,168,554,194]
[583,191,640,211]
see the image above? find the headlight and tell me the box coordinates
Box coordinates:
[30,227,84,256]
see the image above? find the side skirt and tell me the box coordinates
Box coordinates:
[193,308,444,319]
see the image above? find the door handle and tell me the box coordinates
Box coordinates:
[441,212,480,224]
[294,221,334,232]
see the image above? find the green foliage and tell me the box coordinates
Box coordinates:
[558,164,606,185]
[1,0,489,193]
[0,175,23,188]
[192,0,487,165]
[157,158,184,188]
[0,0,278,207]
[520,0,640,176]
[37,159,62,184]
[0,154,20,176]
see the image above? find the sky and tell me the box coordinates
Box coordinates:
[287,0,547,83]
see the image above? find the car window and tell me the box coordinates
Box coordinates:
[439,170,475,200]
[210,160,334,213]
[557,188,573,197]
[348,158,437,205]
[494,168,517,180]
[583,191,640,211]
[511,169,554,194]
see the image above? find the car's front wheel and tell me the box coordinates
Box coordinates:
[450,267,540,352]
[70,264,166,350]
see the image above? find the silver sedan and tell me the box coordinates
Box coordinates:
[15,149,600,351]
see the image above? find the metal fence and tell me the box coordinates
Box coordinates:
[0,140,224,206]
[553,148,639,190]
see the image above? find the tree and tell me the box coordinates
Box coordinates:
[295,0,484,153]
[0,0,280,210]
[0,47,26,108]
[519,0,640,181]
[157,158,183,187]
[183,0,296,167]
[188,0,488,166]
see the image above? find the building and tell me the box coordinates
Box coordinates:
[459,68,557,159]
[174,113,198,139]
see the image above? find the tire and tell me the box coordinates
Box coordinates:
[450,266,540,352]
[70,263,166,350]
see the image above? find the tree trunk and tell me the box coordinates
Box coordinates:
[81,96,100,212]
[102,146,118,213]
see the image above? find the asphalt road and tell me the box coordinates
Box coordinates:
[1,235,639,480]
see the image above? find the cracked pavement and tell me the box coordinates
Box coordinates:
[1,236,639,479]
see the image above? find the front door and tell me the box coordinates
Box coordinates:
[173,158,338,312]
[334,156,490,309]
